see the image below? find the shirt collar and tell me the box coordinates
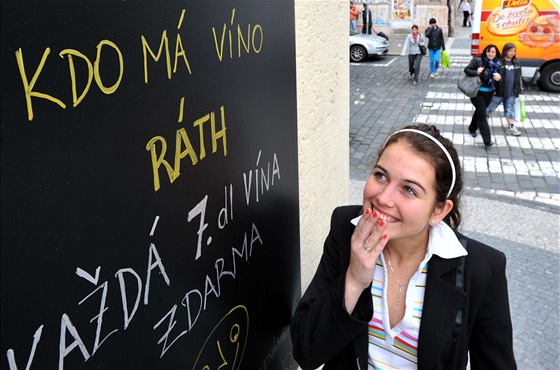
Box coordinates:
[350,215,467,259]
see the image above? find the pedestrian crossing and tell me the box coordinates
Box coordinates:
[350,52,560,211]
[414,55,560,208]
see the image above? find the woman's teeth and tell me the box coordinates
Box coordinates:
[374,209,398,222]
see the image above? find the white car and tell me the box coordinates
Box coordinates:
[349,31,389,62]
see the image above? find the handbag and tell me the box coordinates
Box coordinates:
[457,75,481,98]
[419,35,426,56]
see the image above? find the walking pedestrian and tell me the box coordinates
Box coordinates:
[464,44,502,147]
[401,25,425,85]
[487,42,523,136]
[461,0,472,27]
[425,18,445,77]
[290,124,517,369]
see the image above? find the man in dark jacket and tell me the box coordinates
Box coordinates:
[425,18,445,77]
[361,4,372,34]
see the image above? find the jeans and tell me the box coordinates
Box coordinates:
[350,20,357,33]
[469,90,494,145]
[429,48,441,74]
[487,95,516,119]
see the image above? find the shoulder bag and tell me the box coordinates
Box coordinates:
[419,35,427,55]
[458,74,481,98]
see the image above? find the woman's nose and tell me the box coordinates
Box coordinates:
[376,184,396,208]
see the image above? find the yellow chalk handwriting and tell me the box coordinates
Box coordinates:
[16,48,66,121]
[59,49,93,108]
[212,9,264,61]
[142,31,171,83]
[93,40,124,94]
[193,305,248,370]
[146,105,227,191]
[142,10,192,83]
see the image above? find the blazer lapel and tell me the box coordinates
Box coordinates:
[418,256,466,369]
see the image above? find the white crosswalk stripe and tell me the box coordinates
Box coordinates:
[412,56,560,207]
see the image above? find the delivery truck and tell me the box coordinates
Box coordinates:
[471,0,560,92]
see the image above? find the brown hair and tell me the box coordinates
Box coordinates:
[378,124,463,229]
[501,42,518,65]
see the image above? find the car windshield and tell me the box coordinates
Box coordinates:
[350,31,360,36]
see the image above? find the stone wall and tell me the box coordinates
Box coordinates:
[355,1,451,36]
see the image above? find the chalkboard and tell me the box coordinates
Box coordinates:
[0,1,300,369]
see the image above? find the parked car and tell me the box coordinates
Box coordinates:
[349,31,390,62]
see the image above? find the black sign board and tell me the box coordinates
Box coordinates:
[1,1,300,368]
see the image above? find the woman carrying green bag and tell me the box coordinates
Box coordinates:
[486,43,524,136]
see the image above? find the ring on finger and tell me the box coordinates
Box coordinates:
[363,244,373,252]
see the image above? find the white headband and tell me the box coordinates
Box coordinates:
[385,129,456,198]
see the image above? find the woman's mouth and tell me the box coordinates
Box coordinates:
[373,208,399,223]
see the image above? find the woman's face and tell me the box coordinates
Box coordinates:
[505,47,516,60]
[485,47,497,60]
[362,141,448,245]
[412,27,418,35]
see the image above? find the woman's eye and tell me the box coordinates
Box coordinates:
[374,171,386,180]
[404,186,417,196]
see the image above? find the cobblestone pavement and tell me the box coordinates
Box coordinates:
[348,17,560,370]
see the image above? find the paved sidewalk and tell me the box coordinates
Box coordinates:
[349,15,560,370]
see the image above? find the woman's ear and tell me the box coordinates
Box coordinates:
[432,200,453,224]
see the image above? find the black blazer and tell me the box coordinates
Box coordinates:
[290,205,516,370]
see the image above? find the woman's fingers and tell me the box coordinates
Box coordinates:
[355,208,387,248]
[347,211,389,289]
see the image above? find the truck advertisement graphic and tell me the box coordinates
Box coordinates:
[471,0,560,92]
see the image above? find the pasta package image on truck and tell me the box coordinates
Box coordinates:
[471,0,560,92]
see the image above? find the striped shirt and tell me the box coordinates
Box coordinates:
[351,218,467,369]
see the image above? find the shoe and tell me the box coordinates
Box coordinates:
[435,70,439,76]
[430,73,435,78]
[506,126,521,136]
[469,131,477,137]
[485,141,495,148]
[409,74,413,80]
[413,81,417,85]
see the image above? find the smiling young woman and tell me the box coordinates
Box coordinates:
[290,124,517,370]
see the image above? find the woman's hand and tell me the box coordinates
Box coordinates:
[344,208,389,314]
[477,66,484,75]
[493,72,502,81]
